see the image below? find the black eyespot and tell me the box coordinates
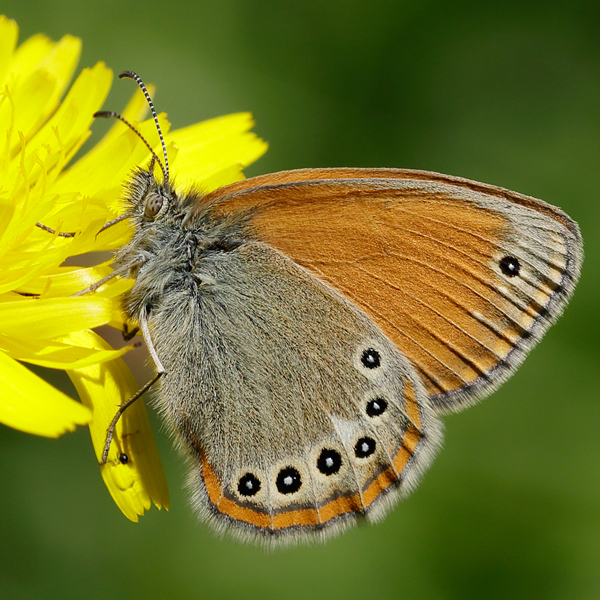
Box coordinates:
[119,453,129,464]
[238,473,261,497]
[355,437,376,458]
[276,467,302,494]
[144,192,164,218]
[499,256,520,277]
[361,348,381,369]
[366,398,388,417]
[317,449,342,475]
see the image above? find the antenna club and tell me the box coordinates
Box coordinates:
[119,70,140,81]
[94,111,116,119]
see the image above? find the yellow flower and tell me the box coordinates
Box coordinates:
[0,16,267,521]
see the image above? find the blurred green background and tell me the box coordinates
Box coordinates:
[1,1,599,599]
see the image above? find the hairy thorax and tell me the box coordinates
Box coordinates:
[114,203,249,324]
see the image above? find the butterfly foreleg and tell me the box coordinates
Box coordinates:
[100,310,165,465]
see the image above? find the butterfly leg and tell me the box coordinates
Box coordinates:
[71,257,146,297]
[36,213,129,239]
[138,309,164,372]
[35,222,77,238]
[71,266,129,296]
[122,324,139,341]
[99,371,163,465]
[99,310,165,465]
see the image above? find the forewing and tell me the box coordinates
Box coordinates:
[204,168,583,412]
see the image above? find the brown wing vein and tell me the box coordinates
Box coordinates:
[309,247,538,322]
[355,264,503,361]
[355,265,495,378]
[388,202,567,272]
[372,214,562,298]
[300,214,545,319]
[372,245,540,320]
[324,275,470,392]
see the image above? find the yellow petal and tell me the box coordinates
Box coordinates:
[0,191,15,243]
[10,34,62,83]
[0,349,90,436]
[35,34,82,109]
[61,83,156,176]
[0,234,76,294]
[14,258,131,301]
[3,64,109,205]
[191,163,246,194]
[67,330,168,521]
[15,263,113,297]
[9,68,57,141]
[169,113,268,191]
[5,333,130,369]
[1,35,82,160]
[54,110,170,206]
[0,16,18,85]
[172,112,259,143]
[30,195,109,234]
[0,296,114,339]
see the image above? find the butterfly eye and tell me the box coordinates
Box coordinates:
[144,192,165,218]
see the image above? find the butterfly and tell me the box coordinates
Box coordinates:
[90,71,582,545]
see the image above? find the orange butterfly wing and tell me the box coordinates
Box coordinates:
[203,168,582,411]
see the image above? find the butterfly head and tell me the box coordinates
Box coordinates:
[125,166,180,226]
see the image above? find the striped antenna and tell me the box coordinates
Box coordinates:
[93,110,168,183]
[119,70,170,182]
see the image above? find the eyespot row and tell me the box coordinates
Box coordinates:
[237,436,378,497]
[235,349,390,498]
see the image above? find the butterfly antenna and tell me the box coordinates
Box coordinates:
[93,110,168,183]
[119,70,170,182]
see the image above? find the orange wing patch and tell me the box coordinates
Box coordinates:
[205,169,575,402]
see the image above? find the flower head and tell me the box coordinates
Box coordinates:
[0,15,267,520]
